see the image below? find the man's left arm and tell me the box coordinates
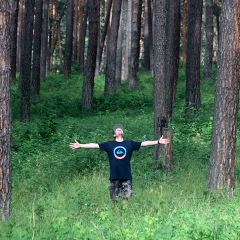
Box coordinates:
[141,136,170,147]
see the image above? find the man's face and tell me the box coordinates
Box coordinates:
[115,128,124,137]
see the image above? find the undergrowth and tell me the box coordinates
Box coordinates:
[1,67,240,239]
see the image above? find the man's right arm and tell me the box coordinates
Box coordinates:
[69,140,100,149]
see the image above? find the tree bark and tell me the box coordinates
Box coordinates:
[208,0,240,194]
[185,0,203,115]
[20,0,35,121]
[165,0,181,118]
[0,0,12,221]
[128,0,142,89]
[64,0,74,78]
[204,0,214,81]
[104,0,122,95]
[10,0,19,82]
[182,0,188,67]
[40,0,49,78]
[32,0,43,97]
[82,0,100,109]
[153,0,168,168]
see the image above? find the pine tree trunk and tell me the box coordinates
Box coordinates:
[82,0,100,109]
[208,0,240,194]
[20,0,35,121]
[104,0,122,95]
[32,0,43,97]
[10,0,19,82]
[204,0,214,81]
[128,0,142,89]
[64,0,74,78]
[0,0,12,221]
[185,0,203,115]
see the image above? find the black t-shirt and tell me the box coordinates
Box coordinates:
[99,140,142,180]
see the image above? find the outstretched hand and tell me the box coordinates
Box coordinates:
[69,140,80,149]
[158,136,171,145]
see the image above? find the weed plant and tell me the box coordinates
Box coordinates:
[1,67,240,239]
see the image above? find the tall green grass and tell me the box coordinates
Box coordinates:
[1,68,240,239]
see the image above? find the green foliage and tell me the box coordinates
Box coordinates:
[2,66,240,239]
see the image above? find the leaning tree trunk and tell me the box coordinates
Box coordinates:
[204,0,214,81]
[208,0,240,194]
[185,0,203,115]
[0,0,12,221]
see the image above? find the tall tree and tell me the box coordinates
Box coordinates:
[208,0,240,194]
[143,0,153,70]
[20,0,35,121]
[40,0,49,78]
[104,0,122,95]
[185,0,203,115]
[0,0,12,221]
[64,0,74,78]
[165,0,181,118]
[82,0,100,109]
[79,0,88,73]
[128,0,142,89]
[204,0,214,81]
[10,0,19,82]
[32,0,43,97]
[153,0,168,169]
[182,0,188,67]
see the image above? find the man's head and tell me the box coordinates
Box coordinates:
[113,124,124,138]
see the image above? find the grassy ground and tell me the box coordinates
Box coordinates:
[1,68,240,239]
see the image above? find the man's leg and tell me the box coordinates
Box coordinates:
[121,180,133,204]
[109,180,120,204]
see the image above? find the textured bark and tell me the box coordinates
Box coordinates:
[208,0,240,194]
[64,0,74,78]
[40,0,49,78]
[182,0,188,67]
[185,0,203,115]
[104,0,122,95]
[79,0,88,73]
[20,0,35,121]
[204,0,214,81]
[82,0,99,109]
[10,0,19,81]
[128,0,142,89]
[165,0,181,118]
[153,0,168,168]
[32,0,43,97]
[143,0,153,70]
[0,0,12,220]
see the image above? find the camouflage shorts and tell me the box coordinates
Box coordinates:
[109,179,133,200]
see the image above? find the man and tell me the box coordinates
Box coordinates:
[69,124,170,204]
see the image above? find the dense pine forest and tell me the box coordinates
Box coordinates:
[0,0,240,238]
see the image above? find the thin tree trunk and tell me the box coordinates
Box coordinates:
[20,0,35,121]
[104,0,122,95]
[40,0,49,78]
[128,0,142,89]
[64,0,74,78]
[82,0,100,109]
[32,0,43,97]
[0,0,12,221]
[185,0,203,115]
[10,0,19,81]
[204,0,214,81]
[182,0,188,67]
